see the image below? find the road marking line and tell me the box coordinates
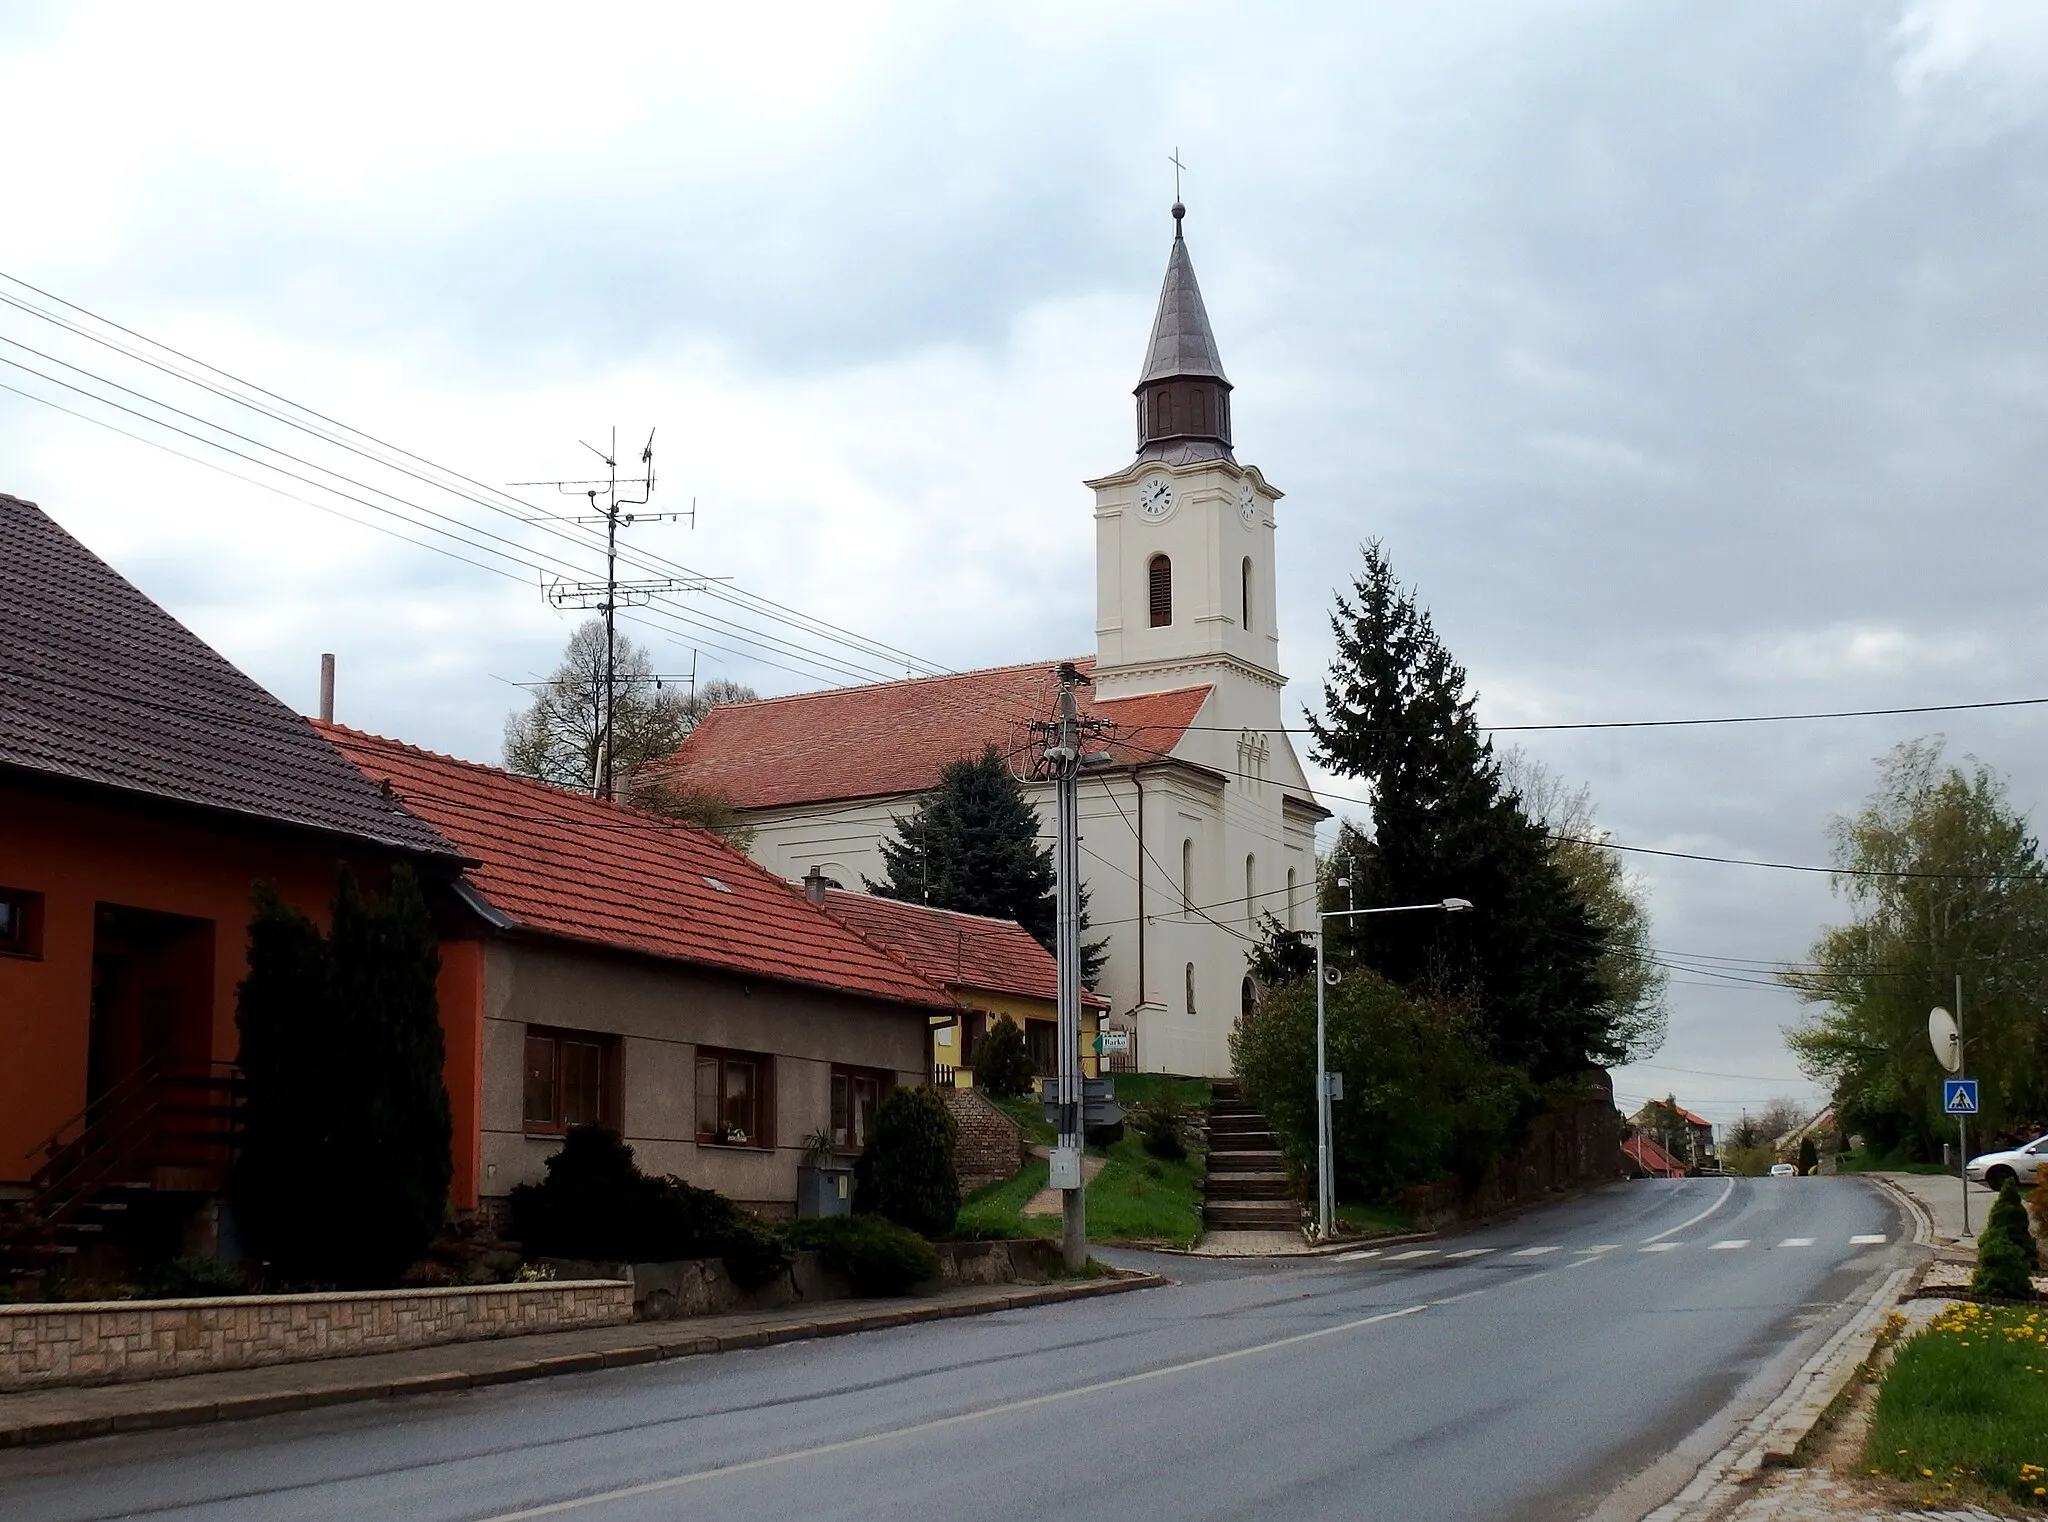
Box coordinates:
[1779,1237,1815,1248]
[1850,1234,1886,1245]
[1444,1248,1494,1259]
[1512,1246,1560,1257]
[1576,1244,1618,1253]
[1334,1249,1382,1261]
[1387,1249,1437,1260]
[1708,1240,1749,1250]
[1640,1242,1681,1252]
[472,1304,1434,1520]
[1642,1175,1736,1244]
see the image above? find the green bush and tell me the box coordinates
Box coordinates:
[140,1255,247,1300]
[509,1126,791,1288]
[972,1015,1034,1098]
[1135,1091,1189,1162]
[784,1215,938,1296]
[1230,970,1536,1202]
[1972,1182,2038,1300]
[854,1087,960,1238]
[1985,1177,2039,1272]
[1796,1135,1819,1175]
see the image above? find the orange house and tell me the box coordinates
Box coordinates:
[0,493,462,1243]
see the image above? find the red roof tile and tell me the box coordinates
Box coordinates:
[1621,1134,1686,1178]
[318,724,953,1012]
[818,890,1109,1010]
[643,658,1212,811]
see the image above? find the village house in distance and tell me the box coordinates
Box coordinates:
[650,203,1327,1076]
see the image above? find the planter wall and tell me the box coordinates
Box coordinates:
[0,1279,633,1392]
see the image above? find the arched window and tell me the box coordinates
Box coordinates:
[1241,977,1257,1021]
[1245,853,1256,923]
[1181,838,1194,917]
[1241,556,1253,630]
[1149,555,1172,628]
[1185,962,1197,1015]
[1286,867,1298,931]
[1191,386,1207,431]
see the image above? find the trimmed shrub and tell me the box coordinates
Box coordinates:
[854,1087,960,1238]
[1135,1091,1189,1162]
[972,1015,1034,1099]
[509,1126,792,1288]
[785,1215,938,1297]
[140,1255,247,1299]
[1985,1177,2039,1271]
[1796,1136,1819,1176]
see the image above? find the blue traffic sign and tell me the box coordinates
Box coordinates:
[1944,1078,1979,1115]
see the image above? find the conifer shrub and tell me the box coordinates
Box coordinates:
[972,1015,1034,1099]
[1136,1091,1189,1162]
[1985,1177,2039,1271]
[508,1126,791,1287]
[853,1087,960,1238]
[1796,1135,1819,1176]
[784,1215,938,1296]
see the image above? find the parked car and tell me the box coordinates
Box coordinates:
[1965,1135,2045,1190]
[1768,1162,1797,1177]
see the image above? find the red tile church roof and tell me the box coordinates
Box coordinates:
[643,658,1212,811]
[319,724,953,1012]
[818,890,1109,1010]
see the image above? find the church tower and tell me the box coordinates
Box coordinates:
[1089,201,1285,710]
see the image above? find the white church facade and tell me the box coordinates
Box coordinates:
[649,203,1324,1077]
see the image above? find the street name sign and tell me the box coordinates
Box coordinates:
[1944,1078,1979,1115]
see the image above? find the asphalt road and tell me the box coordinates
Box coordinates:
[0,1177,1908,1522]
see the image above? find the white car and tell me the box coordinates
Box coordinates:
[1966,1136,2045,1190]
[1769,1162,1797,1177]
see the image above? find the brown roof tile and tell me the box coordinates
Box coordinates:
[818,890,1108,1010]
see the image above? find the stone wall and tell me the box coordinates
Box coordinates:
[1400,1073,1626,1232]
[942,1088,1026,1191]
[0,1279,633,1392]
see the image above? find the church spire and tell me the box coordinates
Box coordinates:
[1133,201,1233,463]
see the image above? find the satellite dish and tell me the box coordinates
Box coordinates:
[1928,1006,1961,1073]
[1323,967,1343,986]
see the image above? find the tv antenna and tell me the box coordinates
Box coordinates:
[510,428,724,801]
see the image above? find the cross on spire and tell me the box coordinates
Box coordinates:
[1168,147,1186,204]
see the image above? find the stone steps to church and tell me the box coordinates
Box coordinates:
[1204,1172,1292,1200]
[1202,1198,1304,1229]
[1207,1148,1286,1174]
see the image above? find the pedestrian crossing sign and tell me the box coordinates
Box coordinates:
[1944,1078,1979,1115]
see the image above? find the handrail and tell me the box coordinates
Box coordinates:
[26,1056,162,1163]
[28,1063,244,1220]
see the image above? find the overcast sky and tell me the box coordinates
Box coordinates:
[6,0,2047,1127]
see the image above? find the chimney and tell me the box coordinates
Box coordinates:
[803,866,828,906]
[319,653,336,723]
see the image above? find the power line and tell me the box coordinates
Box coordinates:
[1171,693,2048,737]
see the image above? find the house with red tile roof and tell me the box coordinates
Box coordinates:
[321,725,956,1213]
[645,204,1329,1077]
[807,882,1108,1090]
[1620,1134,1687,1179]
[0,493,462,1250]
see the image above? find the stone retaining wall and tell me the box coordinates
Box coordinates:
[0,1279,633,1392]
[943,1088,1027,1191]
[1401,1073,1625,1231]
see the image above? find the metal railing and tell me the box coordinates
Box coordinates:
[27,1061,242,1226]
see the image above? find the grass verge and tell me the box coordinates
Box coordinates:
[952,1133,1207,1250]
[1865,1300,2048,1510]
[1335,1202,1413,1238]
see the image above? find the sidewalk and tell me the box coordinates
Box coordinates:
[0,1270,1165,1449]
[1868,1170,1999,1249]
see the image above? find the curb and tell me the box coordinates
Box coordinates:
[0,1272,1167,1450]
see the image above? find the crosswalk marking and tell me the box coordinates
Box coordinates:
[1445,1248,1494,1259]
[1339,1234,1889,1267]
[1577,1245,1618,1253]
[1850,1234,1886,1245]
[1640,1242,1681,1252]
[1334,1249,1381,1261]
[1778,1237,1815,1248]
[1511,1246,1560,1257]
[1387,1249,1437,1261]
[1708,1240,1749,1250]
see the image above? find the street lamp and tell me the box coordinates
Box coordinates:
[1312,896,1472,1240]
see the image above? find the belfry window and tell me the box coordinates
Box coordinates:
[1241,557,1253,630]
[1149,555,1172,628]
[1181,838,1194,917]
[1185,963,1197,1015]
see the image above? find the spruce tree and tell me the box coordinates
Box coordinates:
[870,745,1106,982]
[1307,541,1616,1081]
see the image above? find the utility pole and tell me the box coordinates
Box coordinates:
[1956,973,1970,1235]
[1033,662,1111,1271]
[512,430,710,801]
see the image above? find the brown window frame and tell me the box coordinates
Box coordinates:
[0,888,44,960]
[1148,555,1172,628]
[696,1046,775,1149]
[522,1027,621,1136]
[829,1065,893,1153]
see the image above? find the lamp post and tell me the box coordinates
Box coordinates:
[1313,897,1473,1239]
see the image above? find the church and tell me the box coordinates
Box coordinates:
[650,203,1325,1077]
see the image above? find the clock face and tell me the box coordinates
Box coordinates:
[1237,484,1259,527]
[1137,476,1175,520]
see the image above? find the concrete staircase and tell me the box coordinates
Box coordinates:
[1202,1080,1303,1233]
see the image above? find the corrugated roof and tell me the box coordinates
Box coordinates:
[818,890,1108,1010]
[320,724,954,1011]
[0,493,456,860]
[644,657,1212,812]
